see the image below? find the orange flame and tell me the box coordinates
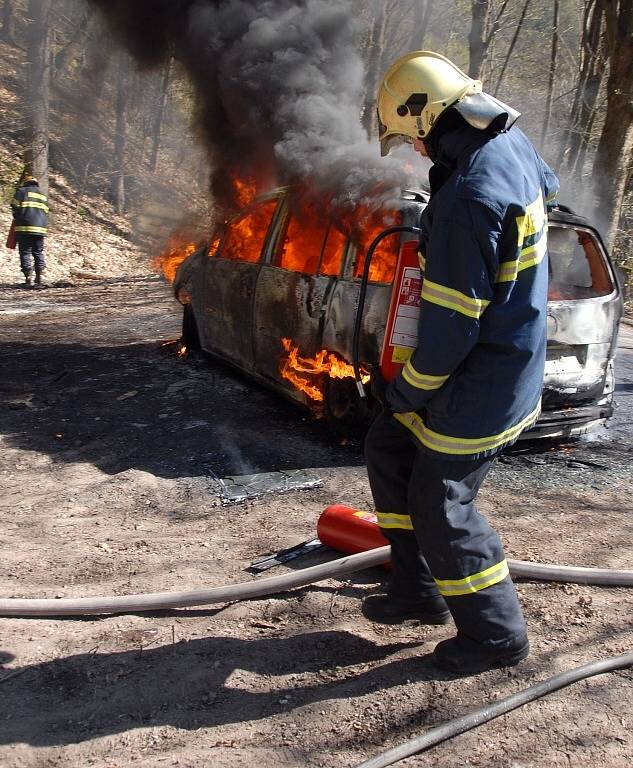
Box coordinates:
[280,338,369,402]
[153,235,198,283]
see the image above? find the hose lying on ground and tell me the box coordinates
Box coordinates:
[355,651,633,768]
[0,546,632,617]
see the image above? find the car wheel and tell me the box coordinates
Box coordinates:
[181,304,201,350]
[323,376,373,436]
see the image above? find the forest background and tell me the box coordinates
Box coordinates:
[1,0,632,287]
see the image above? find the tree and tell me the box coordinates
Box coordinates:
[557,1,606,179]
[2,0,15,44]
[148,57,171,173]
[467,0,511,80]
[111,51,129,213]
[26,0,51,193]
[540,0,559,145]
[593,0,633,244]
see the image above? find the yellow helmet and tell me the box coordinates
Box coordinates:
[377,50,520,156]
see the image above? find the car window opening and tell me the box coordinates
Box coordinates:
[278,204,325,274]
[221,200,278,263]
[319,224,347,277]
[548,226,613,300]
[352,208,402,284]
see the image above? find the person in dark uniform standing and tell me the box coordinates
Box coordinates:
[364,51,559,674]
[10,175,49,287]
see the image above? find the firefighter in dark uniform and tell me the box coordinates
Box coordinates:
[10,175,49,286]
[364,51,559,674]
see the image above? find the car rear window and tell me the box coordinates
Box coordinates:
[548,226,613,300]
[221,200,278,263]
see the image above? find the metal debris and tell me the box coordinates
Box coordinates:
[217,469,322,504]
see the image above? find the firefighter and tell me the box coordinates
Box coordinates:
[365,51,559,674]
[10,175,49,287]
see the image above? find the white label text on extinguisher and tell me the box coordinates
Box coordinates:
[389,266,421,348]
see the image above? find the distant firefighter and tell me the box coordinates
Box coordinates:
[10,175,49,287]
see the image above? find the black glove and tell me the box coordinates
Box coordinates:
[369,367,390,409]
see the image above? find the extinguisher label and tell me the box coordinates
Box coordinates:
[389,266,421,351]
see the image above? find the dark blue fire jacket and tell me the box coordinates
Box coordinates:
[387,123,559,459]
[11,181,49,236]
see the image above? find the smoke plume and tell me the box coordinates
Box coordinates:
[89,0,413,219]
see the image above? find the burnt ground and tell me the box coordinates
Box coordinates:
[0,277,632,768]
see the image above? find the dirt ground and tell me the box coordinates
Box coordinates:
[0,277,632,768]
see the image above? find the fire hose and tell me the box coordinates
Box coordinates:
[0,539,632,616]
[1,506,632,768]
[355,651,633,768]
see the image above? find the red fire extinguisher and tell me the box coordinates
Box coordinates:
[317,504,390,568]
[5,221,16,250]
[352,226,421,394]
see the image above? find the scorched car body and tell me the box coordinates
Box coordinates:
[174,187,623,439]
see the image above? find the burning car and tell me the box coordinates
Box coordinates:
[171,187,623,439]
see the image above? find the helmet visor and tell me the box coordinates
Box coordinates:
[379,133,412,157]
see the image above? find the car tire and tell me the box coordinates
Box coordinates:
[181,304,201,351]
[323,376,373,436]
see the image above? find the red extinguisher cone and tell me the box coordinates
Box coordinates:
[317,504,390,568]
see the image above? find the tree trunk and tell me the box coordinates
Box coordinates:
[593,0,633,245]
[26,0,51,194]
[111,52,129,214]
[408,0,432,51]
[540,0,559,146]
[149,58,171,173]
[361,2,388,137]
[558,2,605,176]
[494,0,531,96]
[468,1,491,79]
[2,0,15,44]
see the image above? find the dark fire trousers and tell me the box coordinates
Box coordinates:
[365,411,527,649]
[17,233,46,274]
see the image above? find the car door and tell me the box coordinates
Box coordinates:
[198,196,281,370]
[253,196,342,389]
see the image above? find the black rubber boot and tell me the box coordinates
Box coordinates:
[23,271,35,287]
[433,633,529,674]
[362,594,451,625]
[35,269,46,287]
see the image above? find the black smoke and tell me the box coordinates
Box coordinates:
[89,0,411,220]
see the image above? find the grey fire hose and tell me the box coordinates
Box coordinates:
[1,546,632,617]
[355,651,633,768]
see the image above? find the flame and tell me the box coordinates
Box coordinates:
[233,176,258,208]
[280,337,369,403]
[153,235,198,283]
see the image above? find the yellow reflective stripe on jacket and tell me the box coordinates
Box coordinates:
[26,191,47,201]
[496,233,548,283]
[10,197,20,207]
[516,193,545,243]
[376,511,414,531]
[496,192,548,284]
[421,279,490,320]
[14,200,49,212]
[15,225,47,234]
[434,559,509,597]
[394,402,540,456]
[418,251,426,271]
[402,360,449,391]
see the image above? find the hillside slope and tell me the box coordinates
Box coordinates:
[0,39,152,285]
